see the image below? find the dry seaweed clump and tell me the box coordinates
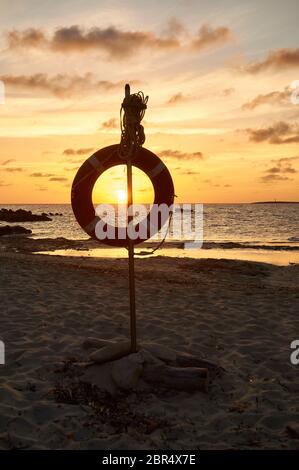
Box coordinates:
[49,358,167,435]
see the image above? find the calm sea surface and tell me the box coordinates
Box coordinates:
[1,203,299,265]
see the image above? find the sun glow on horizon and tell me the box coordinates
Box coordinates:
[117,189,127,204]
[92,165,155,205]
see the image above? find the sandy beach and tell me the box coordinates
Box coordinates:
[0,251,298,450]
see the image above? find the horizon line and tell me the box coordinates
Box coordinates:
[1,201,299,205]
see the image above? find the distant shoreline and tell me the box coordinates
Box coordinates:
[251,201,299,204]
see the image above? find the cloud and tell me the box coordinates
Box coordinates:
[63,148,93,156]
[159,149,204,160]
[260,174,291,183]
[180,170,200,175]
[5,23,233,59]
[167,87,234,106]
[7,28,47,49]
[52,25,180,57]
[64,166,79,172]
[1,159,15,165]
[0,180,12,187]
[245,121,299,144]
[266,165,296,174]
[273,156,299,164]
[203,180,229,188]
[221,88,235,96]
[0,73,131,98]
[243,48,299,74]
[163,17,187,38]
[260,157,297,183]
[167,92,187,105]
[101,118,118,129]
[30,172,54,177]
[242,88,291,110]
[191,24,233,51]
[49,177,68,182]
[3,167,23,172]
[6,25,179,58]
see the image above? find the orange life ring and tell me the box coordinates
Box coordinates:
[71,144,174,247]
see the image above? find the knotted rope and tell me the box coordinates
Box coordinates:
[118,86,148,160]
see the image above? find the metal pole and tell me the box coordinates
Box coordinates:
[127,157,137,353]
[125,84,137,353]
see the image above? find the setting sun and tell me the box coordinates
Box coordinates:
[117,189,127,204]
[92,165,154,205]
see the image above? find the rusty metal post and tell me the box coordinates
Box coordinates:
[125,84,137,353]
[127,159,137,353]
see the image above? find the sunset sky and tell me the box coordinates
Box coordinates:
[0,0,298,204]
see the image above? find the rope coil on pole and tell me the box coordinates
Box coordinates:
[118,85,148,161]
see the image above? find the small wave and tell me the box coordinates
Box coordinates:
[288,236,299,242]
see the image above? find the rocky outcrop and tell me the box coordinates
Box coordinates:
[0,225,32,236]
[0,208,52,222]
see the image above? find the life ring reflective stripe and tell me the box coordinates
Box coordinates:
[84,216,99,234]
[71,144,174,247]
[148,162,166,178]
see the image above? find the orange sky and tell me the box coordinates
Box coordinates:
[0,0,298,204]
